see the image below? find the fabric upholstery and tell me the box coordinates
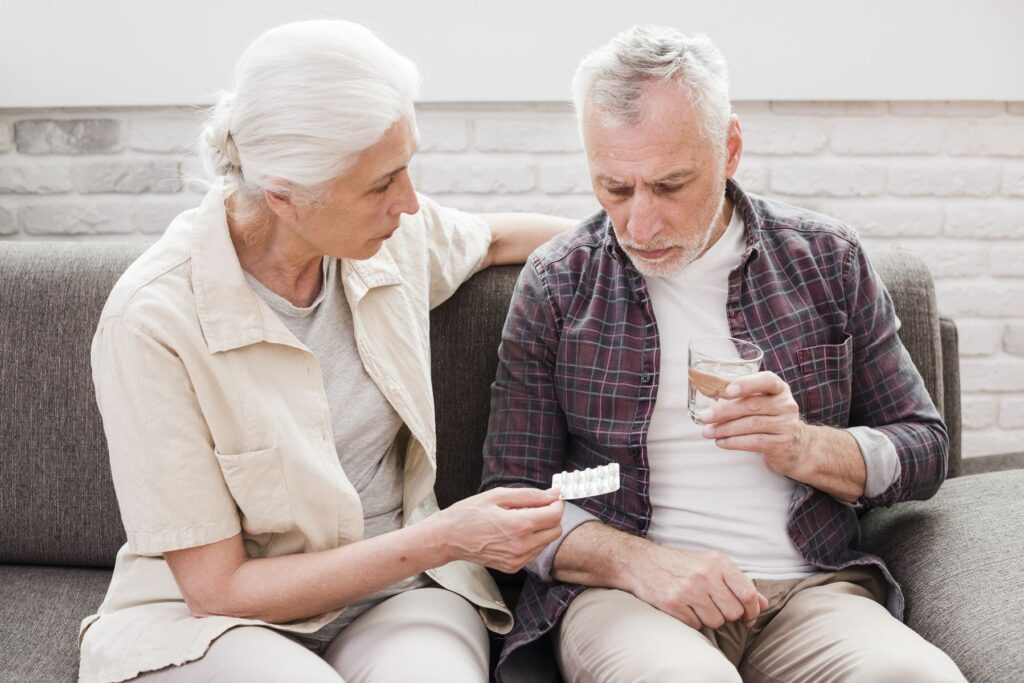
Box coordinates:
[940,316,963,477]
[861,470,1024,682]
[0,243,144,567]
[962,451,1024,475]
[0,565,112,682]
[430,265,521,510]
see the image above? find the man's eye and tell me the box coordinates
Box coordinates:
[656,184,683,194]
[607,187,632,197]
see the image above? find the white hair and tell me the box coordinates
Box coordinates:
[572,25,731,144]
[198,20,420,217]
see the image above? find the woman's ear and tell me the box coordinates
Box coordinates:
[264,188,299,224]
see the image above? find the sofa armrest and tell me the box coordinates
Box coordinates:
[961,451,1024,476]
[859,470,1024,682]
[939,315,962,478]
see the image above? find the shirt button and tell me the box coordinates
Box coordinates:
[640,374,651,384]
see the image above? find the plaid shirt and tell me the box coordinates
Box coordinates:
[482,180,948,683]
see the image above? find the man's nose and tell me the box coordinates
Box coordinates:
[626,194,661,244]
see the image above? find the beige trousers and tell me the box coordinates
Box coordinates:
[131,588,489,682]
[556,568,966,683]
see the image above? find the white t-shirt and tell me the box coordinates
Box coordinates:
[643,210,817,579]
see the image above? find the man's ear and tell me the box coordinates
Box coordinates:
[264,187,299,224]
[724,115,743,179]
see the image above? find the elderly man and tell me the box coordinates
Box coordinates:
[482,26,966,683]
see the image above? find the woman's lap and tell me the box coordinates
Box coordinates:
[130,588,488,683]
[324,587,490,683]
[131,625,341,682]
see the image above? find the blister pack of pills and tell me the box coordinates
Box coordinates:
[552,463,620,500]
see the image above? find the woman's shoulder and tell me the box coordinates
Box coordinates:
[99,209,201,337]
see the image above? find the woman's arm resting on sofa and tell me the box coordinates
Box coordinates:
[478,213,576,267]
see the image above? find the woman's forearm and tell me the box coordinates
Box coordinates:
[167,486,563,624]
[170,522,446,624]
[480,213,577,267]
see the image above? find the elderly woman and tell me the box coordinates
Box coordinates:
[78,20,569,683]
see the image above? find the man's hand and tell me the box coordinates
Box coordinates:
[698,371,809,479]
[429,487,564,573]
[699,370,868,501]
[629,542,769,630]
[553,524,768,631]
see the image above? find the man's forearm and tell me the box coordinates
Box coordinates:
[790,424,867,502]
[550,521,646,591]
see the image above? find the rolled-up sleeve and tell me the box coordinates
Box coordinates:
[848,426,900,499]
[91,316,240,555]
[526,502,599,582]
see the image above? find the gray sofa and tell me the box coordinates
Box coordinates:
[1,242,1021,682]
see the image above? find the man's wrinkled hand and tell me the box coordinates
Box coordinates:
[698,370,810,478]
[631,544,769,630]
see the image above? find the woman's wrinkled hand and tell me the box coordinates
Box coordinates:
[431,487,565,573]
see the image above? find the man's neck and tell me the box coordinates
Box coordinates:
[696,197,735,261]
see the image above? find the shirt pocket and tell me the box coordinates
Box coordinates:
[214,445,295,535]
[795,334,853,426]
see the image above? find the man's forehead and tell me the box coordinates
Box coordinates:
[594,167,696,185]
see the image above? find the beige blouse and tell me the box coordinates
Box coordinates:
[79,185,511,683]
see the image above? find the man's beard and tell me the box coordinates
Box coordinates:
[618,190,726,278]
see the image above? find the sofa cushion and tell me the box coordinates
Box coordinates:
[860,470,1024,682]
[0,242,144,566]
[0,565,112,682]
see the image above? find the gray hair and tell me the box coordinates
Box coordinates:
[198,20,420,217]
[572,26,732,144]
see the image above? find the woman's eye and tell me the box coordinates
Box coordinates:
[374,178,395,194]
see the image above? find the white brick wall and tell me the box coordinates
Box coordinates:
[1,101,1023,461]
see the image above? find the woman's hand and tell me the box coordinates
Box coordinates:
[430,487,565,573]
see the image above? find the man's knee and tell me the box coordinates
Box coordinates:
[557,589,740,683]
[644,658,740,683]
[563,654,740,683]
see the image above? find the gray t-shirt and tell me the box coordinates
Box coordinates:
[245,257,430,647]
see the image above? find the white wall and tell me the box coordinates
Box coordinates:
[2,0,1023,107]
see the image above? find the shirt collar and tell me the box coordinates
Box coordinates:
[727,178,764,267]
[190,184,402,354]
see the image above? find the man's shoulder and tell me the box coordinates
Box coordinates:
[747,192,860,251]
[529,209,611,274]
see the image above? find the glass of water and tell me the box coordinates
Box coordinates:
[687,336,764,424]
